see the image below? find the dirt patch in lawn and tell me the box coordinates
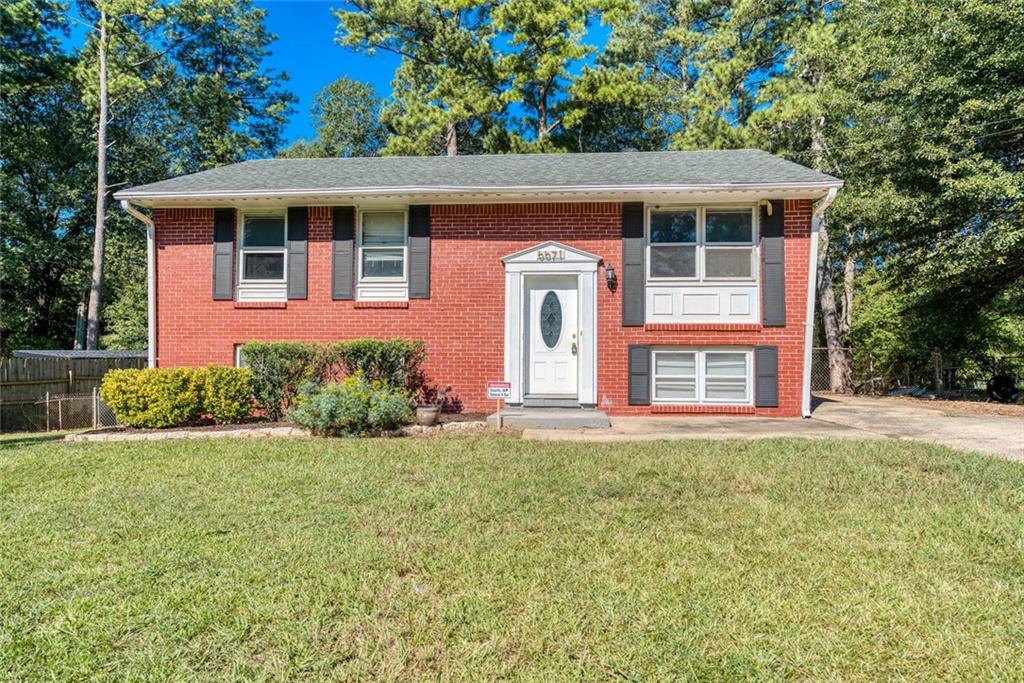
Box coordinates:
[883,396,1024,417]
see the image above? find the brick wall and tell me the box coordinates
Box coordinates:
[153,199,812,416]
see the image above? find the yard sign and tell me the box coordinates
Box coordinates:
[487,381,512,428]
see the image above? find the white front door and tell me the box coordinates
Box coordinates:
[525,275,579,397]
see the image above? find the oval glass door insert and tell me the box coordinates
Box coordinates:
[540,291,562,349]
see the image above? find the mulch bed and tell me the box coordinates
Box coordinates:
[78,421,294,437]
[439,412,489,424]
[78,414,490,438]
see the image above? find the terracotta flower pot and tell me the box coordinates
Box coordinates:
[415,405,441,427]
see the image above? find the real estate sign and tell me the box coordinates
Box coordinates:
[486,381,511,400]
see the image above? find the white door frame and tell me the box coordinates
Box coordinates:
[502,241,599,406]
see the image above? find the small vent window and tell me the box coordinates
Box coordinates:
[540,291,562,349]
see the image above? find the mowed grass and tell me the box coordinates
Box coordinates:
[1,436,1022,681]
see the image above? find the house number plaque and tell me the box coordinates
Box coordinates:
[536,249,566,262]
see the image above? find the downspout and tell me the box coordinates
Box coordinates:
[120,200,156,369]
[802,187,838,417]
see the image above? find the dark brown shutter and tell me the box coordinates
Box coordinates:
[755,345,779,407]
[622,202,645,326]
[212,208,235,300]
[760,200,786,326]
[408,205,430,299]
[331,207,355,300]
[628,344,651,405]
[287,207,308,300]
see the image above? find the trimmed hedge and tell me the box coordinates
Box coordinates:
[241,338,426,420]
[239,342,318,421]
[100,367,252,428]
[203,366,255,424]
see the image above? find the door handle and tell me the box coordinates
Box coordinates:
[571,333,578,355]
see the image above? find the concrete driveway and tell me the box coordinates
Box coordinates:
[523,394,1024,462]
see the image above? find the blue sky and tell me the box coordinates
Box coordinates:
[256,1,400,143]
[64,0,610,146]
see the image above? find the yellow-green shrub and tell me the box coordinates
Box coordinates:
[100,367,253,428]
[203,366,254,424]
[101,368,205,428]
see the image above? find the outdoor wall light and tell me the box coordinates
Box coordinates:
[605,266,617,290]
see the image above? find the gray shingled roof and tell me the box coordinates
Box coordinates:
[116,150,841,200]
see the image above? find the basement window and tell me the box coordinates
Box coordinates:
[652,348,752,404]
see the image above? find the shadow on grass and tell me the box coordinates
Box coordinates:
[0,432,69,450]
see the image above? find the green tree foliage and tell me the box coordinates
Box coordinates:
[167,0,295,171]
[829,0,1024,378]
[280,77,386,158]
[493,0,595,148]
[1,0,294,354]
[334,0,504,156]
[335,0,604,153]
[1,1,93,353]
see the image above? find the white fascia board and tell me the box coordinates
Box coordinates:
[114,181,844,207]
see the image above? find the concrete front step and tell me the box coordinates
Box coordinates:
[487,407,610,429]
[522,395,581,408]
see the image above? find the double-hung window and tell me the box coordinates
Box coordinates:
[649,208,698,278]
[239,211,287,283]
[652,348,752,404]
[704,209,755,279]
[647,207,756,281]
[359,210,407,281]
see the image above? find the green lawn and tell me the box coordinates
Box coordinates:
[1,436,1021,680]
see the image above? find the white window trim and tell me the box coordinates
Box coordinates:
[357,208,409,285]
[652,347,753,405]
[237,209,288,285]
[646,205,759,284]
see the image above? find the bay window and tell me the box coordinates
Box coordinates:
[647,207,757,281]
[652,348,752,404]
[239,212,286,283]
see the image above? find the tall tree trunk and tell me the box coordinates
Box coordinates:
[840,240,855,339]
[85,13,108,350]
[817,222,852,392]
[444,122,458,156]
[811,111,853,392]
[537,84,548,143]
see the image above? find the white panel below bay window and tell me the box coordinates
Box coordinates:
[646,285,759,324]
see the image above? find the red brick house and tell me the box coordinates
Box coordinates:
[114,151,841,417]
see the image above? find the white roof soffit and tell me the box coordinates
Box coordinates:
[117,182,843,208]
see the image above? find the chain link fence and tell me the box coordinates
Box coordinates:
[1,389,118,433]
[812,347,1024,396]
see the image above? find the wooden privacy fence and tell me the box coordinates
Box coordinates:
[0,356,146,432]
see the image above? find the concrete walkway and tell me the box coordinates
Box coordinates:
[523,394,1024,462]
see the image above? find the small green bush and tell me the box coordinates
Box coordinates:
[100,367,253,428]
[287,373,412,436]
[203,366,254,424]
[101,368,205,428]
[240,341,318,420]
